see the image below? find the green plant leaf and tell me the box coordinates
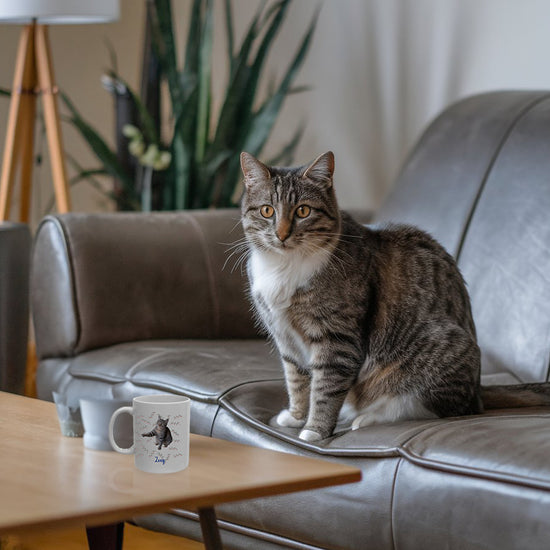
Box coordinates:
[217,6,319,206]
[287,85,313,95]
[223,0,289,149]
[251,1,290,78]
[152,0,184,114]
[209,1,269,155]
[196,149,233,207]
[243,6,319,156]
[182,0,202,94]
[233,0,290,134]
[0,87,10,97]
[104,37,119,75]
[60,0,318,212]
[60,91,135,195]
[66,154,112,193]
[208,0,297,207]
[42,154,122,213]
[267,122,305,166]
[107,70,159,145]
[170,84,201,208]
[171,134,190,209]
[195,0,213,166]
[224,0,235,75]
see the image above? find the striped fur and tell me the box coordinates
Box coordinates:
[240,151,550,441]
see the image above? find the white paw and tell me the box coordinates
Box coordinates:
[276,409,306,428]
[299,429,322,442]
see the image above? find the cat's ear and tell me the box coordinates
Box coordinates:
[240,152,271,188]
[302,151,334,188]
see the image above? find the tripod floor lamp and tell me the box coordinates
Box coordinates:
[0,0,119,222]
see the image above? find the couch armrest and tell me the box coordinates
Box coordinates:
[31,209,258,359]
[0,222,31,393]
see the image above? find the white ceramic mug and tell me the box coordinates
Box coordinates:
[109,394,190,473]
[81,397,132,451]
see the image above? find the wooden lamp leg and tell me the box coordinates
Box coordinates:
[17,97,37,223]
[35,24,71,214]
[17,50,38,223]
[0,24,37,221]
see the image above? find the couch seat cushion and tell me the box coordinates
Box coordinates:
[401,411,550,490]
[38,339,282,403]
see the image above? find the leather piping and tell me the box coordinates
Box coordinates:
[399,444,550,492]
[399,413,550,492]
[389,458,402,550]
[37,216,81,357]
[219,390,414,458]
[455,92,550,263]
[218,392,550,490]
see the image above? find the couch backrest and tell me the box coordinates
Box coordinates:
[375,90,550,383]
[33,91,550,383]
[32,210,258,359]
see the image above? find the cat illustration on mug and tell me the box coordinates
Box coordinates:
[142,415,173,450]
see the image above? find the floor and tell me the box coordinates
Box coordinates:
[1,524,204,549]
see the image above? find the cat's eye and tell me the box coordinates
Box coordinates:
[296,205,311,218]
[260,205,275,218]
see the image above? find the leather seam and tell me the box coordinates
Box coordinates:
[389,458,402,550]
[399,445,550,492]
[38,216,81,356]
[218,385,402,458]
[125,350,169,378]
[455,92,550,262]
[209,404,221,437]
[185,213,220,339]
[398,413,550,491]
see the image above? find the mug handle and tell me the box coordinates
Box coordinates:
[109,406,134,454]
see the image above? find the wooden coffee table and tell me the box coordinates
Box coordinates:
[1,391,361,549]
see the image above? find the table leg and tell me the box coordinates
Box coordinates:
[86,522,124,550]
[198,507,223,550]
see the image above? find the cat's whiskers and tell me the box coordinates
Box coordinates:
[223,236,249,254]
[227,247,251,274]
[302,240,349,279]
[229,218,245,234]
[223,237,253,273]
[301,232,354,267]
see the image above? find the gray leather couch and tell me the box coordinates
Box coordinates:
[31,91,550,549]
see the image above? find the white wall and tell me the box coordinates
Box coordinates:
[294,0,550,210]
[2,0,550,225]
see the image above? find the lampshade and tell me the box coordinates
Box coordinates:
[0,0,119,24]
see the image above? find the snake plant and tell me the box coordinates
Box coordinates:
[63,0,318,210]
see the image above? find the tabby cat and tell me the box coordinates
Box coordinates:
[240,150,550,442]
[142,415,173,450]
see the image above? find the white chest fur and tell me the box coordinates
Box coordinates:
[249,248,328,310]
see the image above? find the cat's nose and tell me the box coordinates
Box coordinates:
[276,221,291,242]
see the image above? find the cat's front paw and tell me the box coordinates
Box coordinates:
[299,429,322,442]
[276,409,306,428]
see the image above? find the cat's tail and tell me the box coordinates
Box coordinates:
[481,383,550,409]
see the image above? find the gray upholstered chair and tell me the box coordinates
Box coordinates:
[0,222,31,394]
